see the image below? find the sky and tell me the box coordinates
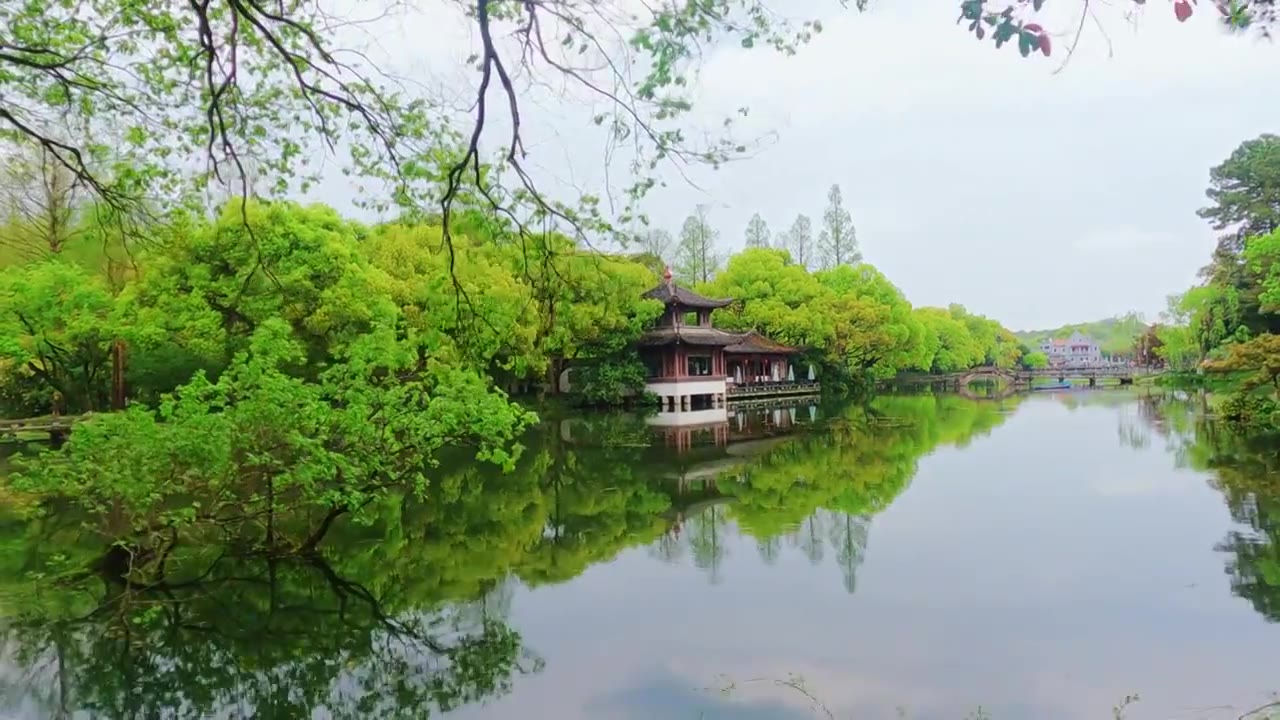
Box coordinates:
[317,0,1279,331]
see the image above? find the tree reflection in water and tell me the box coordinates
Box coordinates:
[0,393,1031,717]
[1126,391,1280,624]
[0,551,538,720]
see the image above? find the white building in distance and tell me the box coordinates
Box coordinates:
[1040,331,1103,367]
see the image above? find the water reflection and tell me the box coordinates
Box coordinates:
[1,391,1278,718]
[1124,393,1280,624]
[0,552,537,720]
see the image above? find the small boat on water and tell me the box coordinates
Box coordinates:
[1033,381,1073,391]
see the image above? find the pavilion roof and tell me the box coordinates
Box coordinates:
[642,281,733,309]
[638,326,742,347]
[723,330,801,355]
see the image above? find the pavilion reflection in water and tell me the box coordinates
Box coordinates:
[652,402,823,539]
[648,400,834,584]
[650,401,820,453]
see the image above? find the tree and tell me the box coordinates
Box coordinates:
[120,201,398,391]
[1183,139,1280,351]
[784,214,815,270]
[915,307,985,372]
[1133,326,1164,368]
[675,206,721,284]
[818,184,860,269]
[1244,229,1280,313]
[635,228,674,264]
[11,319,536,563]
[1206,334,1280,393]
[1199,135,1280,238]
[827,512,870,595]
[0,145,84,258]
[0,260,117,413]
[744,213,771,249]
[1021,351,1049,369]
[818,264,925,376]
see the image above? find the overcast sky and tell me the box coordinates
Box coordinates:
[322,0,1278,331]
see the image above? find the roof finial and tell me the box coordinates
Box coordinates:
[663,265,673,285]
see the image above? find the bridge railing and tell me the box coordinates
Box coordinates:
[890,365,1161,386]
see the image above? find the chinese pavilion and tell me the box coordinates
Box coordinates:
[639,268,804,416]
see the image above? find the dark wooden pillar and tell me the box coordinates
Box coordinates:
[111,339,126,410]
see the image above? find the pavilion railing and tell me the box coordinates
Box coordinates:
[725,380,821,397]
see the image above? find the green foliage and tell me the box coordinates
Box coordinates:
[1199,134,1280,237]
[1172,137,1280,367]
[946,303,1022,368]
[1244,229,1280,313]
[0,259,117,413]
[914,305,1019,372]
[1219,391,1280,434]
[701,250,1018,388]
[1205,333,1280,393]
[10,321,535,566]
[1142,397,1280,623]
[0,392,1036,717]
[1161,137,1280,431]
[570,355,654,407]
[0,197,666,412]
[120,201,395,393]
[1021,350,1049,369]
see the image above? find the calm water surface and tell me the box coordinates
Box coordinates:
[1,391,1278,719]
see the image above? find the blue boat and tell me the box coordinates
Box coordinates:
[1033,381,1073,391]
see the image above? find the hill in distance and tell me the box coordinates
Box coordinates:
[1013,313,1149,357]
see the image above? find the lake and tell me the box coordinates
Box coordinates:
[1,391,1278,719]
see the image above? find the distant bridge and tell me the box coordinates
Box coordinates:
[893,365,1162,391]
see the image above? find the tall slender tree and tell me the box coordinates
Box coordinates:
[744,213,771,249]
[785,214,814,270]
[818,184,860,269]
[0,145,84,257]
[635,227,674,264]
[676,205,721,283]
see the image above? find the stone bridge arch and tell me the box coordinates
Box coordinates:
[956,366,1016,388]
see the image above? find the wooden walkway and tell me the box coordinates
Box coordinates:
[0,414,90,442]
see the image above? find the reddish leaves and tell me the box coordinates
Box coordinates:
[1174,0,1194,22]
[1039,34,1052,56]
